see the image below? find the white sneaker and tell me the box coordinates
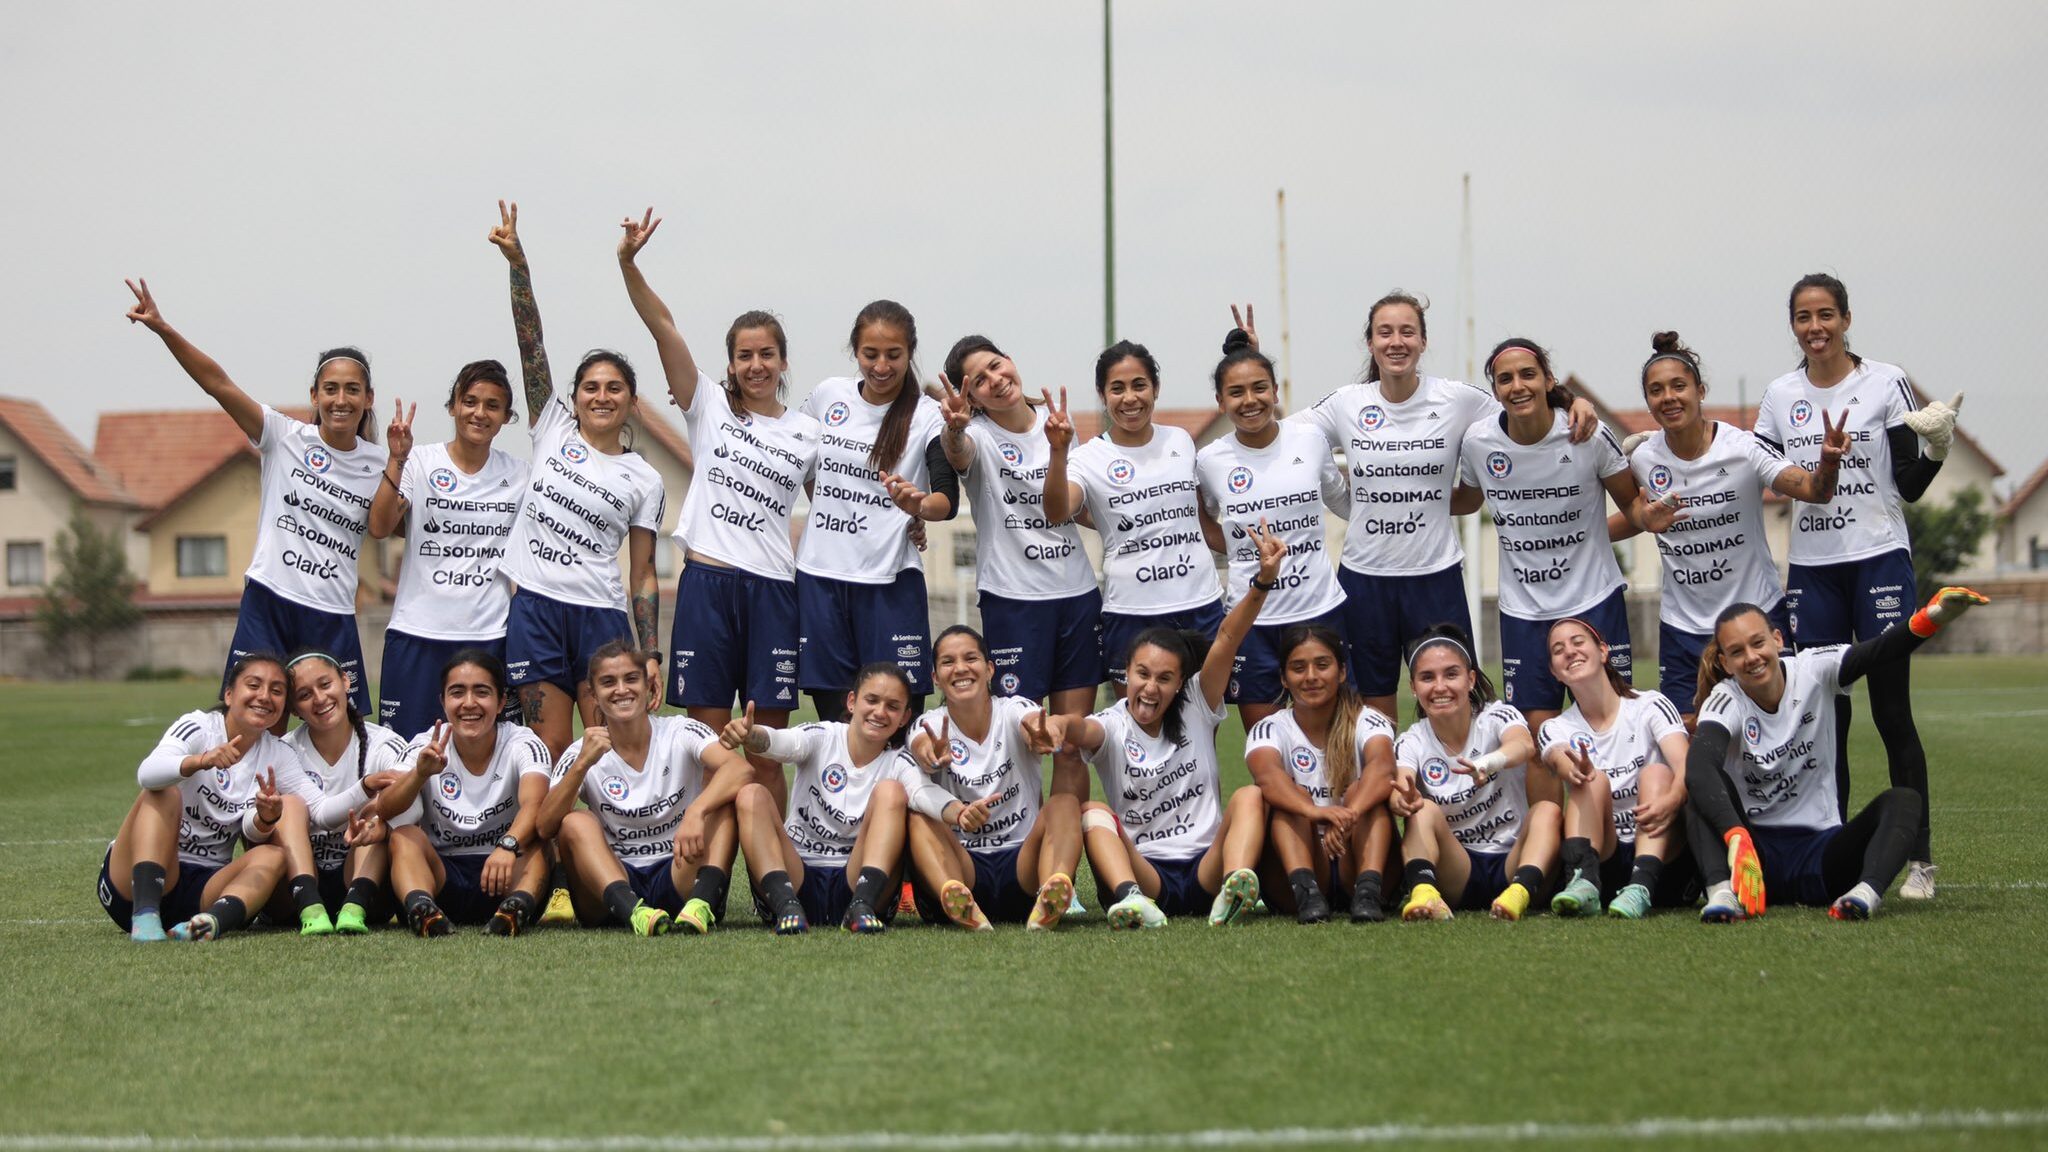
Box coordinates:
[1899,861,1937,901]
[1107,890,1167,930]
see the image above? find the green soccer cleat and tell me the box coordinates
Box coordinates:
[1550,873,1602,918]
[1605,883,1652,920]
[300,905,337,937]
[1208,868,1260,926]
[333,902,371,935]
[676,898,715,935]
[630,902,672,937]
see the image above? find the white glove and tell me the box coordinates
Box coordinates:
[1902,391,1962,461]
[1620,431,1652,458]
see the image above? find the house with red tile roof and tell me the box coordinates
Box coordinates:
[0,396,143,614]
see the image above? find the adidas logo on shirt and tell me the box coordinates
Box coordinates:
[1715,467,1729,477]
[1170,450,1182,458]
[1559,453,1573,464]
[1291,456,1304,465]
[1427,411,1440,418]
[1849,396,1861,404]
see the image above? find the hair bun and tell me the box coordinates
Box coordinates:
[1221,328,1253,355]
[1651,331,1684,356]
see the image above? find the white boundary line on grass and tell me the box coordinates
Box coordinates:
[4,1109,2048,1150]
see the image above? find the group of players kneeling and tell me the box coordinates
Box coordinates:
[96,529,1990,941]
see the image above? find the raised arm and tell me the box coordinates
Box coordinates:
[1042,388,1085,524]
[616,208,702,412]
[489,201,553,427]
[1199,522,1283,713]
[124,279,265,441]
[938,375,975,473]
[368,401,417,539]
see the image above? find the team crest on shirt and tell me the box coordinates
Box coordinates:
[304,767,325,791]
[949,738,970,766]
[1290,747,1317,775]
[1569,732,1596,759]
[438,774,461,801]
[1357,405,1387,432]
[429,467,459,494]
[1422,757,1451,787]
[998,442,1024,466]
[824,401,851,427]
[303,445,332,474]
[1122,735,1146,765]
[999,672,1020,695]
[560,441,589,464]
[1227,466,1254,495]
[1107,459,1136,486]
[1789,399,1814,428]
[822,765,848,793]
[1744,717,1763,747]
[601,774,629,802]
[1486,451,1512,479]
[1647,465,1673,496]
[212,767,231,789]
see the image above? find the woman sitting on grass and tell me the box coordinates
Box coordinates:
[97,653,296,942]
[1392,625,1561,922]
[1032,524,1286,929]
[1536,619,1693,920]
[901,625,1083,932]
[278,650,413,934]
[719,663,968,934]
[1244,624,1399,923]
[534,641,745,937]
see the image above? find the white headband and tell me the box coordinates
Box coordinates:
[1407,635,1472,672]
[316,354,367,375]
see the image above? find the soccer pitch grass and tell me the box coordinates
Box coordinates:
[3,658,2046,1152]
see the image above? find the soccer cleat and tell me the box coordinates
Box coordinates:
[1208,868,1260,926]
[939,879,994,932]
[486,903,523,937]
[1725,828,1766,917]
[1829,882,1881,922]
[1107,890,1167,930]
[129,911,167,943]
[1899,861,1937,901]
[1295,885,1330,925]
[334,903,371,935]
[842,900,887,935]
[897,882,919,916]
[410,903,453,937]
[299,905,337,937]
[630,902,672,937]
[1606,883,1653,921]
[1700,882,1747,924]
[1550,873,1602,918]
[772,906,808,936]
[1028,873,1073,932]
[1490,882,1532,921]
[540,887,577,926]
[676,898,715,935]
[1349,878,1386,924]
[1401,882,1453,922]
[168,913,220,942]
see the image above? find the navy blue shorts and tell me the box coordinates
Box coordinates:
[622,856,684,915]
[913,842,1038,924]
[1142,852,1215,918]
[504,588,633,695]
[1596,841,1701,907]
[1101,600,1226,684]
[979,589,1105,700]
[316,865,398,923]
[1230,610,1345,705]
[1785,548,1915,648]
[1749,824,1841,908]
[97,847,218,932]
[1659,600,1789,715]
[671,562,800,711]
[797,570,931,695]
[1453,848,1513,912]
[227,578,369,717]
[1498,587,1633,713]
[1336,563,1472,697]
[380,630,505,740]
[433,851,552,924]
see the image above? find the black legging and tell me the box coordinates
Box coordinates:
[1848,663,1932,859]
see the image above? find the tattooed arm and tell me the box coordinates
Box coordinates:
[629,526,659,650]
[488,201,553,428]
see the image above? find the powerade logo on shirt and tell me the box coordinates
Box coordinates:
[1647,465,1674,496]
[1790,399,1814,428]
[999,442,1023,466]
[429,468,459,494]
[949,738,970,766]
[1290,747,1317,774]
[560,441,589,464]
[1486,451,1512,479]
[439,774,461,800]
[303,446,332,474]
[823,765,848,793]
[825,402,851,427]
[1107,459,1136,486]
[1423,757,1451,787]
[1122,735,1147,765]
[1744,717,1763,746]
[1357,405,1387,432]
[602,775,629,802]
[999,672,1020,695]
[1227,466,1254,494]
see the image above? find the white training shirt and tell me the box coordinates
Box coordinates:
[1395,702,1532,854]
[1197,421,1349,623]
[499,394,666,611]
[1245,704,1397,806]
[1696,646,1849,832]
[1754,360,1916,566]
[1462,411,1630,620]
[673,371,820,580]
[406,722,554,856]
[555,715,719,864]
[1068,425,1220,615]
[1538,690,1686,846]
[247,406,386,614]
[1630,425,1796,636]
[282,720,414,872]
[797,377,945,583]
[958,408,1096,600]
[387,442,528,640]
[1084,672,1226,861]
[913,695,1046,852]
[763,722,956,868]
[1296,376,1497,576]
[133,711,296,868]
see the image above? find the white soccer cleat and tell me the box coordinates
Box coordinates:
[1107,890,1167,930]
[1899,860,1938,901]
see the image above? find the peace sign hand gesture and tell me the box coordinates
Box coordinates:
[124,278,169,334]
[386,400,418,463]
[1561,745,1600,788]
[413,721,451,778]
[911,714,952,774]
[937,373,974,432]
[1819,409,1849,467]
[253,767,283,827]
[489,200,523,262]
[1043,388,1073,451]
[720,701,757,751]
[1248,518,1286,586]
[1020,709,1065,756]
[618,207,661,263]
[1230,303,1259,350]
[343,806,386,848]
[1389,769,1422,818]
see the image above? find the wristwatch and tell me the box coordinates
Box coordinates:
[496,834,521,854]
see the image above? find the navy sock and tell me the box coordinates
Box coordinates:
[1403,858,1437,891]
[289,873,321,914]
[1512,864,1545,894]
[602,880,639,925]
[1628,853,1664,893]
[850,866,892,911]
[344,877,379,910]
[207,895,248,935]
[131,862,167,916]
[1562,838,1599,884]
[759,870,802,916]
[689,866,729,912]
[1111,880,1142,905]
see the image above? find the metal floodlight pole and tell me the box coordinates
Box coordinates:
[1103,0,1116,346]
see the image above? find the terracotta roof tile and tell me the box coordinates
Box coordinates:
[0,396,137,507]
[2003,456,2048,519]
[94,406,314,514]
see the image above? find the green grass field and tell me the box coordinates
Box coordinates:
[3,657,2046,1151]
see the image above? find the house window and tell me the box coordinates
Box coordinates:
[0,456,15,491]
[177,535,228,578]
[6,541,44,587]
[952,528,977,572]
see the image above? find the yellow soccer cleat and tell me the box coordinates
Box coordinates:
[1401,882,1453,922]
[1490,881,1532,921]
[540,887,578,926]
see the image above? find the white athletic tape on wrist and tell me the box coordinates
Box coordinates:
[1081,808,1119,834]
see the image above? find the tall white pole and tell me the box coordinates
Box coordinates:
[1276,188,1293,413]
[1458,173,1484,664]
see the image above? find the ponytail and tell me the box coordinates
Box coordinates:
[851,300,923,473]
[1695,638,1729,712]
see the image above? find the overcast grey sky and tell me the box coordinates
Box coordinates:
[5,3,2043,481]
